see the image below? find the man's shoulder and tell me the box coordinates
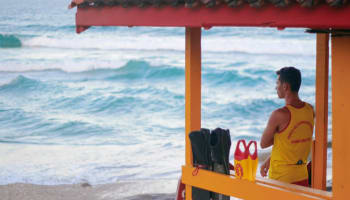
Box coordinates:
[273,106,290,115]
[304,102,315,118]
[304,102,314,109]
[271,107,290,120]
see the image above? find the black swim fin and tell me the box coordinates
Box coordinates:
[210,128,231,200]
[189,128,211,200]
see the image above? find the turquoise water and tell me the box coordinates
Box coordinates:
[0,0,331,187]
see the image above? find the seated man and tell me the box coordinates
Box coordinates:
[260,66,314,187]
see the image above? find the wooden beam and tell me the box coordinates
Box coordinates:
[182,166,332,200]
[332,35,350,200]
[185,27,202,200]
[75,5,350,31]
[312,33,329,190]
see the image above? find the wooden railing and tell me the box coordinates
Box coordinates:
[182,165,332,200]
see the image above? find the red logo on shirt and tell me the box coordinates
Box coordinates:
[235,163,243,178]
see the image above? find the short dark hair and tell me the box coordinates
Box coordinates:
[276,67,301,93]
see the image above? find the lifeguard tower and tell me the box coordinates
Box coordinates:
[69,1,350,199]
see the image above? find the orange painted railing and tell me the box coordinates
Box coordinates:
[182,166,332,200]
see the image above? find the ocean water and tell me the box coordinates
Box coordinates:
[0,0,332,190]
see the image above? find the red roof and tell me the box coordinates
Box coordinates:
[69,0,348,8]
[69,0,350,33]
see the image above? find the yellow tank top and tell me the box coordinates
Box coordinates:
[269,102,314,183]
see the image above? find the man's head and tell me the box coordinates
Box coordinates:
[275,67,301,98]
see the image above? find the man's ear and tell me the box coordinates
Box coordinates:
[282,82,289,90]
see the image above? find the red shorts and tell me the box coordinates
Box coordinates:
[292,179,309,187]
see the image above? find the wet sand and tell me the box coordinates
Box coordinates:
[0,180,176,200]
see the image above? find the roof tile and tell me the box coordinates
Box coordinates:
[68,0,348,9]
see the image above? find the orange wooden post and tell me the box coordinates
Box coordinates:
[332,35,350,200]
[184,27,202,200]
[312,33,329,190]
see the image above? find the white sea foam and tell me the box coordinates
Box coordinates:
[0,143,185,185]
[0,28,313,73]
[2,34,315,73]
[22,32,315,55]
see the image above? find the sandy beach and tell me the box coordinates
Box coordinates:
[0,151,270,200]
[0,180,177,200]
[0,149,331,200]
